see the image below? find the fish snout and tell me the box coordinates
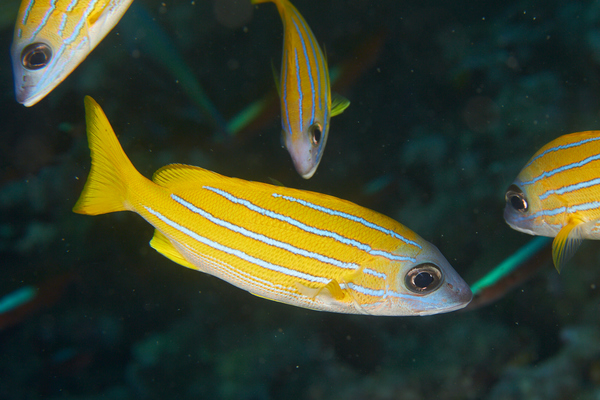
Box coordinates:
[284,134,320,179]
[406,249,472,315]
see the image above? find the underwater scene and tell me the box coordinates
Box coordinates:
[2,0,600,398]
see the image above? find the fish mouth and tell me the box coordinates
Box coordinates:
[14,75,52,107]
[285,138,321,179]
[298,163,318,179]
[16,86,36,106]
[415,284,473,316]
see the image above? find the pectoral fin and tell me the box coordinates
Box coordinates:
[295,267,363,303]
[150,229,197,270]
[331,94,350,117]
[295,279,346,302]
[552,216,586,273]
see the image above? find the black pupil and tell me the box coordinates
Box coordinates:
[29,50,48,67]
[22,43,51,70]
[510,195,525,211]
[311,125,321,145]
[413,271,434,289]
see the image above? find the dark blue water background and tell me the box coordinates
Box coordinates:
[1,0,599,398]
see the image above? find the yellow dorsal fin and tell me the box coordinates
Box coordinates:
[152,164,225,188]
[331,93,350,117]
[552,215,586,273]
[149,229,197,270]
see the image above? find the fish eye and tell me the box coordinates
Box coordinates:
[505,184,528,213]
[309,123,322,146]
[404,263,443,294]
[21,43,52,70]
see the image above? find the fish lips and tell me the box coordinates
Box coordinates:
[284,131,327,179]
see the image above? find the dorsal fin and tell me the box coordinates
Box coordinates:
[151,164,225,188]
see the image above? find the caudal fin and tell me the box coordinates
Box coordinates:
[73,96,139,215]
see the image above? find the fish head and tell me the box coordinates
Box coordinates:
[11,2,95,107]
[371,243,472,316]
[11,35,83,107]
[504,177,564,237]
[282,114,330,179]
[11,1,133,107]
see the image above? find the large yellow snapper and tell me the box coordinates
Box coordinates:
[11,0,133,106]
[504,130,600,272]
[252,0,350,179]
[73,96,471,316]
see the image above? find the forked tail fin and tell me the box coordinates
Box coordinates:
[73,96,140,215]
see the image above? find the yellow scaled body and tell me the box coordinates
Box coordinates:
[505,130,600,272]
[12,0,133,106]
[74,97,471,316]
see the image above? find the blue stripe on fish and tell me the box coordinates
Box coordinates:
[202,186,415,263]
[290,12,315,126]
[67,0,80,12]
[290,6,323,114]
[347,283,384,297]
[58,13,68,37]
[182,239,301,297]
[144,205,330,284]
[65,0,100,45]
[272,193,423,248]
[171,194,361,271]
[514,201,600,223]
[31,0,58,39]
[294,48,303,132]
[179,242,299,298]
[524,136,600,169]
[521,153,600,186]
[22,0,35,25]
[540,177,600,200]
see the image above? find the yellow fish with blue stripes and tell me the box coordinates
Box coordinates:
[252,0,350,179]
[73,96,471,316]
[504,130,600,272]
[11,0,133,106]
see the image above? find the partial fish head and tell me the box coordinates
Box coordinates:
[504,161,567,238]
[504,134,580,237]
[370,243,472,316]
[11,0,133,106]
[282,116,329,179]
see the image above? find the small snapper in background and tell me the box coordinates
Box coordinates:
[504,130,600,272]
[252,0,350,179]
[73,96,471,316]
[11,0,133,106]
